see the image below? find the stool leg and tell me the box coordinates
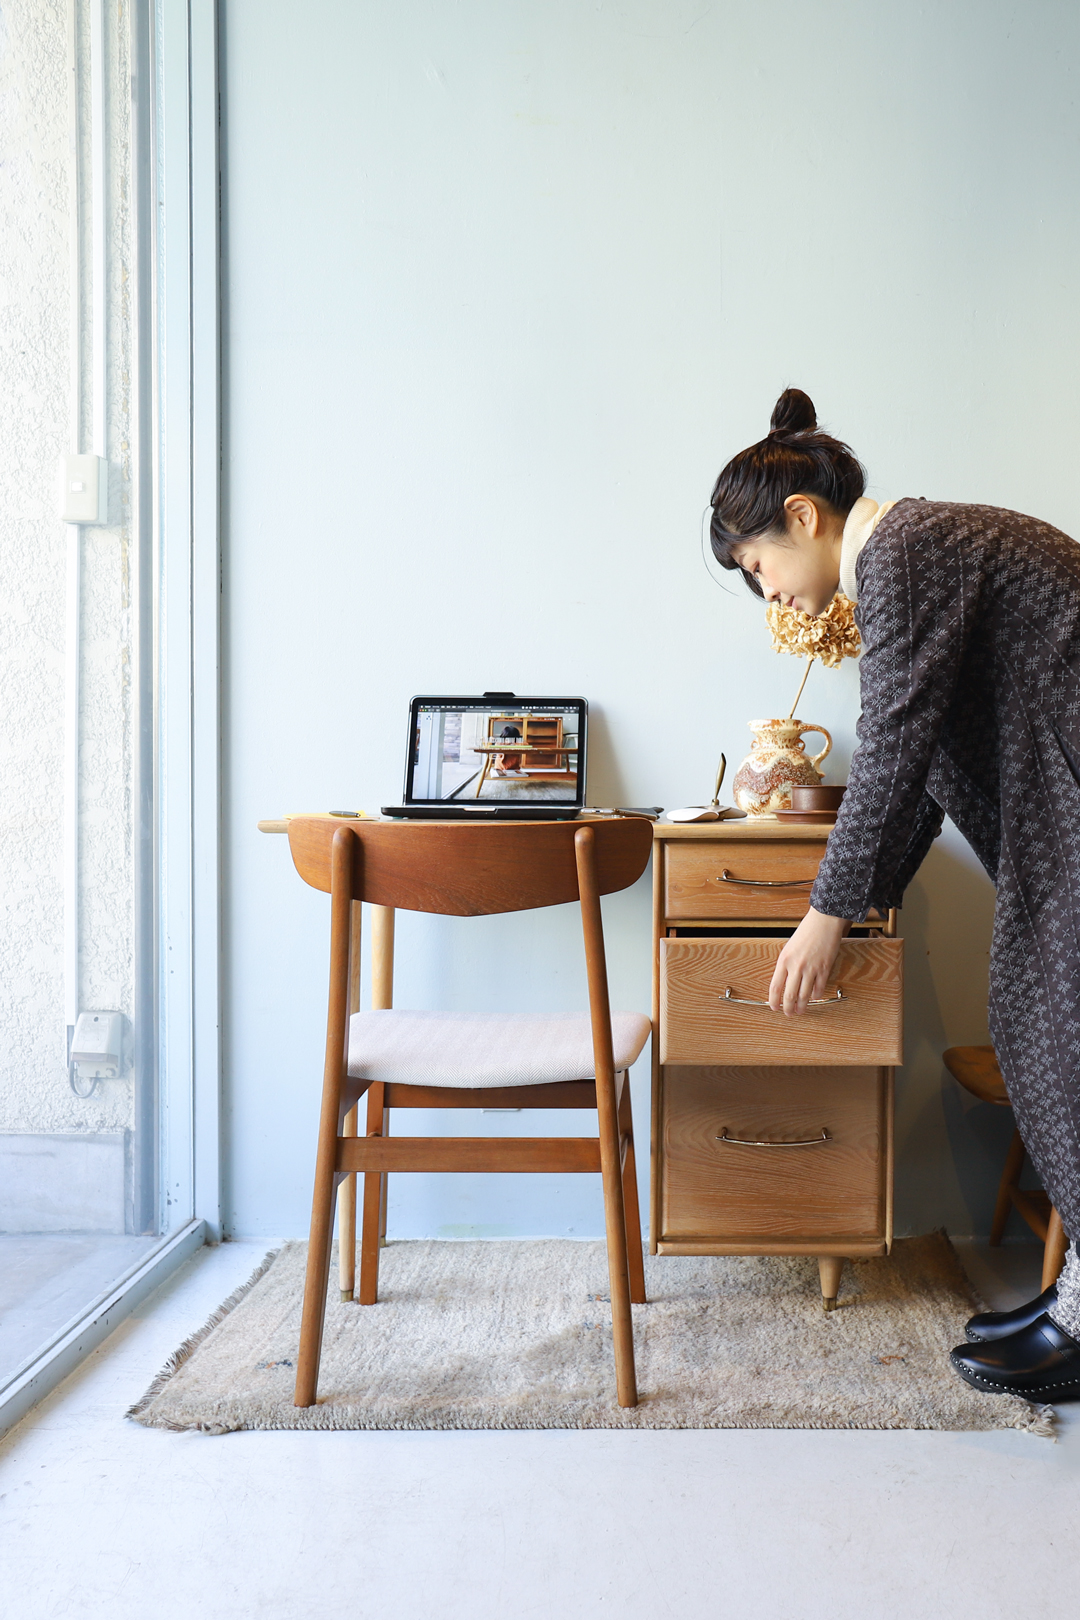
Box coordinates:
[1043,1207,1068,1291]
[991,1128,1026,1246]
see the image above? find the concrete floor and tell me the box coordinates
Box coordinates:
[0,1235,161,1386]
[0,1238,1076,1620]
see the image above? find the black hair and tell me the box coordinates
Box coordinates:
[708,388,866,596]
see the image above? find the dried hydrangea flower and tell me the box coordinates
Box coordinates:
[765,595,862,668]
[765,595,861,716]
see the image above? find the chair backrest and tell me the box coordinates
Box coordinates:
[288,816,653,915]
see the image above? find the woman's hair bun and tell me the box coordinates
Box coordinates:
[769,387,817,437]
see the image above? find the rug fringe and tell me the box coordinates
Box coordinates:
[1023,1403,1058,1440]
[126,1247,281,1425]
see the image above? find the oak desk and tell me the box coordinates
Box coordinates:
[651,821,902,1309]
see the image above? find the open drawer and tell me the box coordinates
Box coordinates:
[660,936,903,1066]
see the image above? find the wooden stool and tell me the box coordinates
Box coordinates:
[943,1045,1068,1292]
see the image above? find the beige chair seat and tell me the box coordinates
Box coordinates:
[348,1009,651,1087]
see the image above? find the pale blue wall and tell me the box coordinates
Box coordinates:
[220,0,1080,1239]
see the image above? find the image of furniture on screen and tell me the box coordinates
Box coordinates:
[651,821,902,1310]
[286,814,653,1409]
[471,713,578,796]
[943,1044,1067,1291]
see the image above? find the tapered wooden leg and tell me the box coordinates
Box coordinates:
[599,1119,637,1406]
[1043,1206,1068,1291]
[295,828,356,1409]
[338,1105,358,1300]
[359,1082,386,1304]
[818,1256,844,1311]
[618,1074,646,1305]
[991,1128,1026,1246]
[576,826,637,1407]
[359,906,395,1301]
[295,1168,340,1406]
[337,899,364,1302]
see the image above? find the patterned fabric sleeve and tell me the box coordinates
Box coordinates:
[810,507,980,920]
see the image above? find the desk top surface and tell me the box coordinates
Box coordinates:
[258,813,832,842]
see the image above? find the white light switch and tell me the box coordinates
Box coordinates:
[58,454,109,524]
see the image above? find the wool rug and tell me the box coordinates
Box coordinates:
[128,1234,1053,1435]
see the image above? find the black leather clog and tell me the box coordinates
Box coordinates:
[965,1284,1058,1342]
[950,1313,1080,1401]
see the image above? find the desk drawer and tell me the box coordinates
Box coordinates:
[663,840,824,920]
[659,1065,886,1243]
[660,937,903,1066]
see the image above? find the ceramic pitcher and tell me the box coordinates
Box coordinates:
[731,717,833,816]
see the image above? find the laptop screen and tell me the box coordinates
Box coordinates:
[405,696,587,806]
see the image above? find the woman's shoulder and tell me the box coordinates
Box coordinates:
[860,498,1080,595]
[875,497,1077,546]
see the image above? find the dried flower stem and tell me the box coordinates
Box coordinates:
[787,656,814,720]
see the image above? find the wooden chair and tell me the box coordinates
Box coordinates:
[287,814,654,1410]
[943,1045,1068,1290]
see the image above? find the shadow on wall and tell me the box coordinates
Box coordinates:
[892,829,1005,1237]
[580,706,632,809]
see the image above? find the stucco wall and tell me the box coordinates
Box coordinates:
[0,1,135,1189]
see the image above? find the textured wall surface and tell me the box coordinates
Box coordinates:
[0,0,134,1156]
[220,0,1080,1241]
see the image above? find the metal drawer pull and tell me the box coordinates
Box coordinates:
[715,869,813,888]
[717,1127,830,1147]
[722,986,845,1007]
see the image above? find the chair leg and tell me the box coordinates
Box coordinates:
[991,1127,1027,1246]
[359,1082,386,1305]
[595,1076,637,1407]
[618,1074,646,1305]
[338,1104,358,1301]
[295,1161,340,1408]
[1043,1206,1068,1291]
[599,1147,637,1407]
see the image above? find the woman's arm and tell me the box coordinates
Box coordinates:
[810,505,980,921]
[770,506,980,1015]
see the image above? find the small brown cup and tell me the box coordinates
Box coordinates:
[791,784,846,811]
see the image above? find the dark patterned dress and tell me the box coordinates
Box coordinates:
[811,499,1080,1246]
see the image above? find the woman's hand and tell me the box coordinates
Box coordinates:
[769,907,851,1015]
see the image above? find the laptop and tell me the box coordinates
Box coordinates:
[382,693,587,819]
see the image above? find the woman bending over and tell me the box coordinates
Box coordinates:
[709,389,1080,1402]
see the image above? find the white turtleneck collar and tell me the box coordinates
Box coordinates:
[838,496,896,603]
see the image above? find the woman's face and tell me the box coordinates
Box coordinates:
[731,496,845,617]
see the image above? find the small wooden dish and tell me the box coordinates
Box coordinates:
[790,784,846,812]
[774,808,838,825]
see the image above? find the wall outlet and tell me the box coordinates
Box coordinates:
[70,1010,123,1079]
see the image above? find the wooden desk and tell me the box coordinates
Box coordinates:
[651,821,901,1309]
[260,813,901,1310]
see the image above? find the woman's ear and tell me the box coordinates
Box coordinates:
[783,494,824,537]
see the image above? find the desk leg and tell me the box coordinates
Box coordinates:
[818,1256,844,1311]
[360,906,395,1304]
[475,755,492,798]
[338,899,363,1302]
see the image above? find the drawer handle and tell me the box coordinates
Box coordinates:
[722,986,846,1007]
[717,1127,831,1148]
[716,869,813,888]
